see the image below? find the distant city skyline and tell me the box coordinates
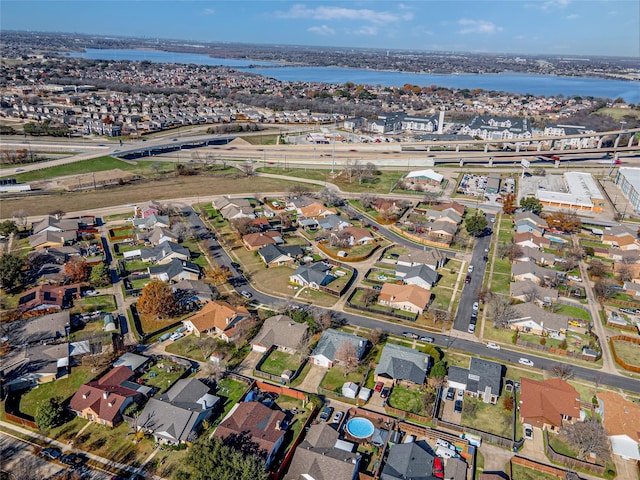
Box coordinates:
[2,0,638,58]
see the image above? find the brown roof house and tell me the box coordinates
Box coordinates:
[378,283,430,315]
[508,302,568,336]
[69,366,142,427]
[213,401,286,468]
[432,200,465,217]
[298,202,337,219]
[18,284,82,314]
[182,300,252,342]
[597,392,640,460]
[514,232,551,250]
[242,231,284,250]
[250,314,309,354]
[519,378,581,432]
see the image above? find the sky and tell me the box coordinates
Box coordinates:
[2,0,638,57]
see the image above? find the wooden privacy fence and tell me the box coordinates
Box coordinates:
[544,429,606,475]
[610,335,640,373]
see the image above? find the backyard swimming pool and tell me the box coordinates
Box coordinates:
[345,417,375,439]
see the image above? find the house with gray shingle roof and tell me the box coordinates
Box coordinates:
[258,244,303,268]
[289,262,336,289]
[137,378,219,444]
[447,357,504,404]
[251,315,309,353]
[381,441,441,480]
[148,259,200,282]
[310,329,367,368]
[396,263,439,290]
[374,343,430,387]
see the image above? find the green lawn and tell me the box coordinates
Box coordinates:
[164,335,215,362]
[19,365,100,417]
[215,378,249,423]
[14,156,139,182]
[554,304,591,322]
[612,340,640,367]
[510,463,559,480]
[124,259,153,272]
[319,365,366,392]
[289,362,312,388]
[490,273,512,293]
[388,385,428,415]
[139,359,187,393]
[259,350,302,376]
[493,258,512,275]
[259,167,404,193]
[461,396,514,438]
[71,294,117,314]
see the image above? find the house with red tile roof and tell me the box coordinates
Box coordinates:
[519,378,580,432]
[69,366,142,427]
[213,401,286,468]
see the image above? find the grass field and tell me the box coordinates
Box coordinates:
[596,107,640,120]
[71,294,117,314]
[19,365,100,417]
[554,304,591,322]
[259,167,404,193]
[388,385,428,415]
[259,350,302,376]
[510,463,559,480]
[461,396,513,438]
[74,421,156,467]
[612,340,640,367]
[319,365,366,392]
[14,156,140,182]
[3,175,304,216]
[139,358,187,394]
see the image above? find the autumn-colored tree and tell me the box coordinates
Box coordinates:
[502,395,514,412]
[544,211,582,233]
[502,193,517,214]
[210,265,232,286]
[64,257,90,283]
[136,280,179,319]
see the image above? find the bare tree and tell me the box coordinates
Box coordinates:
[523,284,539,304]
[562,419,611,461]
[11,209,28,229]
[238,161,255,176]
[617,264,633,283]
[360,193,376,209]
[295,330,312,363]
[318,187,342,206]
[335,341,359,376]
[201,360,226,383]
[588,259,608,278]
[171,221,187,240]
[593,280,614,300]
[196,337,218,361]
[309,307,334,332]
[550,363,574,380]
[366,328,384,346]
[489,294,515,328]
[361,289,378,307]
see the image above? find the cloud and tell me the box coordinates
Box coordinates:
[276,4,413,25]
[457,19,502,34]
[353,26,378,36]
[307,25,335,36]
[565,13,579,19]
[525,0,571,11]
[202,8,215,15]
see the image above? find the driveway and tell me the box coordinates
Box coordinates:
[612,455,639,480]
[295,364,327,393]
[235,350,263,377]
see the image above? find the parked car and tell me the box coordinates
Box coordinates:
[524,423,534,440]
[436,438,452,449]
[402,332,418,339]
[467,265,474,273]
[456,389,464,401]
[472,302,479,311]
[333,411,344,424]
[420,336,435,343]
[446,388,455,401]
[380,387,391,399]
[40,447,62,460]
[486,342,501,350]
[169,332,184,342]
[465,274,471,284]
[319,406,334,422]
[375,381,384,392]
[373,285,382,291]
[519,358,534,367]
[467,323,476,334]
[240,290,253,299]
[83,290,99,297]
[60,453,84,469]
[454,400,463,413]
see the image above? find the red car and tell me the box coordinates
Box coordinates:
[375,381,384,392]
[372,225,379,231]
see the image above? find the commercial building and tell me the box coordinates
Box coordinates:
[536,172,605,212]
[615,167,640,214]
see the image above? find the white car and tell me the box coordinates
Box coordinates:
[518,358,534,367]
[467,265,474,273]
[472,302,479,311]
[83,290,99,297]
[486,342,501,350]
[524,424,533,440]
[435,438,452,449]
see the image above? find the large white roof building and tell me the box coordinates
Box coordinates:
[536,172,605,212]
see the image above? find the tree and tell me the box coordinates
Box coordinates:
[11,209,28,229]
[318,187,342,206]
[429,361,447,382]
[0,220,18,237]
[64,257,90,283]
[563,419,611,461]
[505,244,523,262]
[589,259,609,278]
[520,197,543,215]
[488,294,514,328]
[502,193,517,214]
[360,193,376,209]
[35,397,65,430]
[49,208,65,219]
[90,263,111,287]
[231,217,257,236]
[174,436,268,480]
[545,211,581,233]
[238,161,255,176]
[593,280,614,300]
[210,265,232,287]
[0,253,24,290]
[502,394,514,412]
[137,280,179,319]
[617,264,633,283]
[335,340,359,375]
[465,214,488,237]
[366,328,383,346]
[550,363,574,380]
[361,289,378,307]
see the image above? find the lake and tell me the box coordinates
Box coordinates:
[68,48,640,103]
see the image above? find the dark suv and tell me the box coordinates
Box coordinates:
[319,406,334,422]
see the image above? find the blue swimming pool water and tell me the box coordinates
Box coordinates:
[346,417,375,439]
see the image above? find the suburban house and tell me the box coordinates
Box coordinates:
[213,401,286,468]
[514,232,551,250]
[602,226,640,251]
[318,214,351,231]
[17,284,81,314]
[3,342,74,391]
[372,198,403,217]
[289,262,336,289]
[298,202,337,219]
[137,378,219,445]
[396,263,438,290]
[381,441,442,480]
[258,244,303,268]
[378,283,430,314]
[284,423,360,480]
[124,241,190,264]
[5,311,70,346]
[172,279,215,304]
[374,343,430,388]
[422,209,462,225]
[251,315,309,354]
[509,280,558,305]
[69,366,143,427]
[405,169,444,185]
[431,200,465,217]
[623,281,640,298]
[137,226,179,246]
[29,216,79,249]
[397,249,448,271]
[29,230,71,250]
[514,211,548,236]
[148,259,200,282]
[334,226,376,246]
[597,392,640,461]
[519,378,581,432]
[138,200,162,218]
[133,214,170,230]
[112,352,150,373]
[309,329,368,368]
[213,197,255,220]
[242,231,284,250]
[182,300,252,342]
[428,221,458,243]
[514,246,556,266]
[508,302,568,336]
[447,357,504,404]
[512,263,561,286]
